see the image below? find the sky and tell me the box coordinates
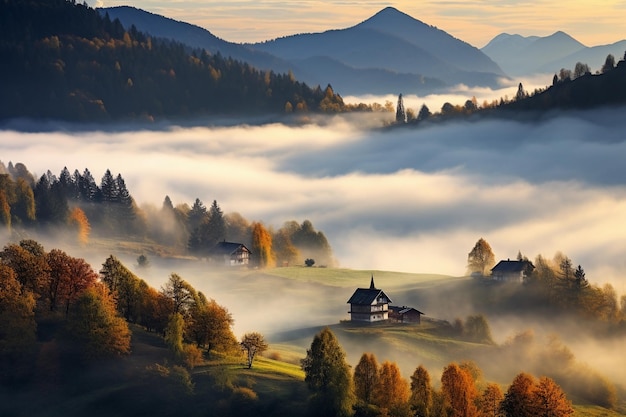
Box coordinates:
[87,0,626,48]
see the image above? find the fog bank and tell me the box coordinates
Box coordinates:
[2,108,626,287]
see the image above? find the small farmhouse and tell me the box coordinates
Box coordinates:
[388,306,424,324]
[208,241,251,266]
[491,259,535,283]
[347,276,391,322]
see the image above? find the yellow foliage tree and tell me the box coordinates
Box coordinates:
[68,207,90,244]
[441,362,479,417]
[67,283,131,359]
[251,222,275,268]
[373,361,410,411]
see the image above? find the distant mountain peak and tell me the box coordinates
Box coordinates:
[356,6,424,27]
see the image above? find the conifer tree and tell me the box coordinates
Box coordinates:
[396,93,407,123]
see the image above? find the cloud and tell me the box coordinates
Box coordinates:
[2,107,626,290]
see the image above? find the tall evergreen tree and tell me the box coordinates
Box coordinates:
[396,93,407,123]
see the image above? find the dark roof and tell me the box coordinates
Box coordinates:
[210,241,251,256]
[389,305,424,315]
[347,276,392,305]
[491,259,534,273]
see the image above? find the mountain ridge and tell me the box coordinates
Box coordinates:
[482,30,626,76]
[102,5,507,94]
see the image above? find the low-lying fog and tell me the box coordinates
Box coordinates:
[3,94,626,390]
[2,105,626,287]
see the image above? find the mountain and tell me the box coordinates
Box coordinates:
[251,7,506,92]
[538,40,626,74]
[482,31,626,76]
[0,0,344,121]
[287,56,446,95]
[482,31,586,76]
[102,6,506,94]
[99,6,297,76]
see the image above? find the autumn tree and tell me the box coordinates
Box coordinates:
[373,361,411,414]
[66,283,131,359]
[161,273,196,314]
[251,221,274,268]
[500,372,536,417]
[46,249,97,315]
[68,206,90,244]
[478,383,504,417]
[12,178,35,225]
[441,362,479,417]
[533,377,573,417]
[354,352,379,404]
[464,314,494,344]
[301,327,355,417]
[165,312,185,360]
[100,255,143,321]
[140,285,172,334]
[467,238,495,276]
[0,240,49,301]
[273,227,300,266]
[187,295,237,355]
[410,365,432,417]
[0,264,36,361]
[240,332,268,369]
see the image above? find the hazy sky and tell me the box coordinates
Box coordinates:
[87,0,626,48]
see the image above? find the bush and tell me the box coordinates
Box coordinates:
[305,258,315,267]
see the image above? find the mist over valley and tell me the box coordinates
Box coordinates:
[2,1,626,414]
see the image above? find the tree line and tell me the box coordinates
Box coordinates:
[465,237,626,325]
[301,327,576,417]
[392,51,626,126]
[0,160,335,266]
[0,239,236,371]
[0,0,387,122]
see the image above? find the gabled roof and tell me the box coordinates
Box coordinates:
[346,276,392,305]
[389,305,424,315]
[210,241,251,256]
[491,259,534,273]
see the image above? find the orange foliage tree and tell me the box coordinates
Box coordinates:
[251,221,275,268]
[68,207,90,244]
[441,362,479,417]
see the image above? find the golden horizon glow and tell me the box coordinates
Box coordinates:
[90,0,625,48]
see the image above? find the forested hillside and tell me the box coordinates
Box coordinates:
[0,0,348,121]
[0,160,335,266]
